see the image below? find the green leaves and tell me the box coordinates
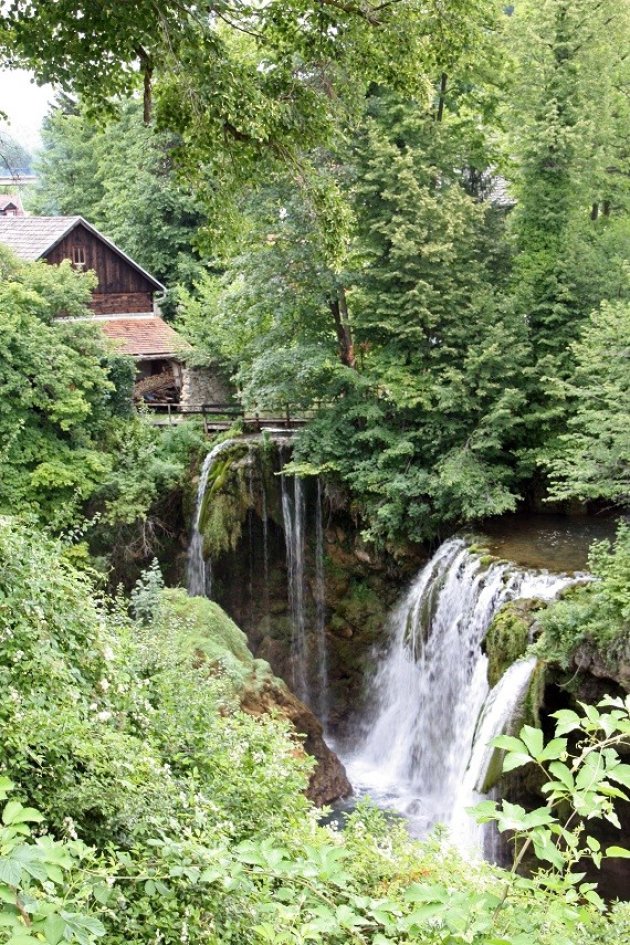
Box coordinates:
[492,729,568,774]
[0,792,103,945]
[605,846,630,859]
[2,802,44,827]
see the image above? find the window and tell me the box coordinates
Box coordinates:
[71,245,86,268]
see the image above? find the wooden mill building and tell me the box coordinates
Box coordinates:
[0,215,189,402]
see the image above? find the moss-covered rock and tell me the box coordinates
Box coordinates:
[159,588,351,805]
[484,598,546,687]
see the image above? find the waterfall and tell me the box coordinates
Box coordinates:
[247,458,255,624]
[315,479,329,730]
[342,538,573,843]
[280,468,309,702]
[261,478,270,620]
[465,656,538,798]
[451,655,538,856]
[187,440,237,597]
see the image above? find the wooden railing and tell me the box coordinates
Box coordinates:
[143,402,309,434]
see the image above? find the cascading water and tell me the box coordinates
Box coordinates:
[261,478,270,620]
[341,538,573,846]
[247,458,255,624]
[187,439,238,597]
[280,468,309,702]
[451,655,539,856]
[315,479,329,730]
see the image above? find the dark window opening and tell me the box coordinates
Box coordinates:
[71,245,86,268]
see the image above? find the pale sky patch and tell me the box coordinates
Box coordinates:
[0,68,55,152]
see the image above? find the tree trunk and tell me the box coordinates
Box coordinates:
[135,48,153,124]
[329,288,355,369]
[436,73,448,122]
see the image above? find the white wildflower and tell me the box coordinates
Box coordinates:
[63,816,78,840]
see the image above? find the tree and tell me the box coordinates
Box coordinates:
[504,0,630,463]
[0,247,201,545]
[546,300,630,506]
[299,87,528,540]
[0,247,117,525]
[1,2,498,221]
[181,61,530,543]
[30,98,207,302]
[0,128,32,174]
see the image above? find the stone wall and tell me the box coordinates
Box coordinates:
[180,364,233,408]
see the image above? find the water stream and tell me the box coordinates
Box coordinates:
[187,440,239,597]
[315,479,330,730]
[280,468,309,703]
[188,444,588,857]
[338,538,574,850]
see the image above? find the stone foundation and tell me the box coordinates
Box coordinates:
[180,364,233,407]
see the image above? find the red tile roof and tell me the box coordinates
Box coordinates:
[99,315,190,358]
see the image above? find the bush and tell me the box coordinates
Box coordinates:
[537,523,630,666]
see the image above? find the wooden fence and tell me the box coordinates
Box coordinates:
[143,402,309,435]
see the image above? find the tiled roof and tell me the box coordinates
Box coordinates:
[99,315,190,358]
[0,215,79,259]
[0,215,164,290]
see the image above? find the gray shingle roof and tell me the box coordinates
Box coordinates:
[0,216,80,260]
[0,215,165,291]
[0,193,24,213]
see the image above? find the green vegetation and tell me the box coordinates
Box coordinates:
[537,524,630,669]
[485,599,542,688]
[547,301,630,506]
[29,98,207,313]
[0,246,205,565]
[6,2,629,543]
[174,0,630,543]
[0,3,629,942]
[1,518,630,945]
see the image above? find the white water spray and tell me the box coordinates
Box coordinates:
[187,440,238,597]
[315,479,330,729]
[342,538,573,846]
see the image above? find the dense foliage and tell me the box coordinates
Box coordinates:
[0,247,205,567]
[176,0,630,543]
[546,302,630,506]
[7,1,629,542]
[537,524,630,669]
[0,519,629,945]
[29,99,207,310]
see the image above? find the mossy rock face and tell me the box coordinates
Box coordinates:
[189,436,427,735]
[199,443,253,560]
[159,588,351,804]
[160,587,260,690]
[484,598,545,687]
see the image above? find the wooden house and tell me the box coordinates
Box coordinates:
[0,193,24,216]
[0,215,189,402]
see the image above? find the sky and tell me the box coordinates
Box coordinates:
[0,68,54,153]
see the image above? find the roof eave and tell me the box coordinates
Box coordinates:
[38,216,166,293]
